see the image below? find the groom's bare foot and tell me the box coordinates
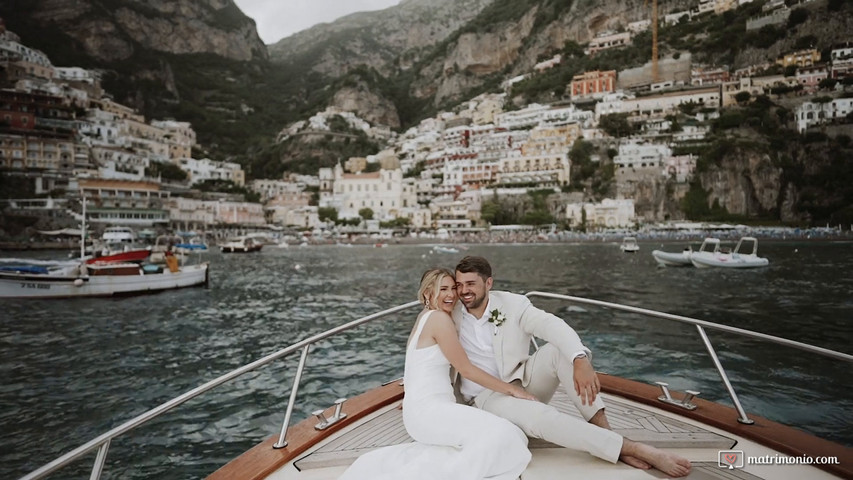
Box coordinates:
[623,440,691,477]
[588,410,652,469]
[588,409,685,474]
[620,454,652,470]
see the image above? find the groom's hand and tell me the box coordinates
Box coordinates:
[573,357,600,406]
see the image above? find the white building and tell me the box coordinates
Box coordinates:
[179,158,245,186]
[620,87,721,119]
[795,98,853,133]
[498,151,571,187]
[320,164,417,221]
[496,103,593,130]
[564,198,636,229]
[613,142,672,170]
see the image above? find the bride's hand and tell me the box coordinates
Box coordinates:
[508,385,537,402]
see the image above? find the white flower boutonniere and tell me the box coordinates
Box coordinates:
[488,309,507,334]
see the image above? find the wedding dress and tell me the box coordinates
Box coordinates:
[339,310,531,480]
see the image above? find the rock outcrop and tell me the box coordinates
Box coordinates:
[24,0,267,63]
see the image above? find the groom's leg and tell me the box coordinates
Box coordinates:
[474,389,622,463]
[524,343,605,420]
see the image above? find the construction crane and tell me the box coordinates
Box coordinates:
[645,0,659,83]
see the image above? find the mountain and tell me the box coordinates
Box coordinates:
[0,0,279,155]
[2,0,851,224]
[269,0,496,77]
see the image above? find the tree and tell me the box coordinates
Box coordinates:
[318,207,338,223]
[734,91,751,105]
[599,113,633,138]
[358,208,374,220]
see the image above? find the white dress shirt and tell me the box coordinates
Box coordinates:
[458,299,501,400]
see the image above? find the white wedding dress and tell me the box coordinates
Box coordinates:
[339,310,531,480]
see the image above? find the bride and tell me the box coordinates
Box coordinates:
[339,268,535,480]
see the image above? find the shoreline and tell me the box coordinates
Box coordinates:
[2,229,851,252]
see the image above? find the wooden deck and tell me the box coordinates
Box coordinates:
[210,376,852,480]
[294,390,736,472]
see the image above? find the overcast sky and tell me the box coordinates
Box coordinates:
[232,0,401,44]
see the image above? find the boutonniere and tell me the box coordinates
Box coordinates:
[488,309,507,332]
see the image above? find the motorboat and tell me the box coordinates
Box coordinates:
[0,258,208,299]
[431,245,460,254]
[620,236,640,253]
[651,247,693,267]
[19,293,851,480]
[101,226,136,243]
[691,237,769,269]
[220,236,264,253]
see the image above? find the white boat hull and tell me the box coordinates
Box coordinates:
[651,250,692,266]
[0,263,209,298]
[690,253,769,269]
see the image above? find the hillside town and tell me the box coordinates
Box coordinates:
[1,0,852,242]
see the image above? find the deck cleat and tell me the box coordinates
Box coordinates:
[655,381,699,410]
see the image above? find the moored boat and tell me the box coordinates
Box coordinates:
[651,247,694,267]
[85,246,151,264]
[0,260,209,299]
[620,236,640,253]
[18,293,851,480]
[691,237,769,269]
[220,236,263,253]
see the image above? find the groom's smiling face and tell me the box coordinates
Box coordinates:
[455,271,492,313]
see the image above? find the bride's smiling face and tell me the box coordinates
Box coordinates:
[434,275,458,314]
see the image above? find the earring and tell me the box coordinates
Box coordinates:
[424,299,431,309]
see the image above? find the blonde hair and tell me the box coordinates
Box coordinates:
[418,268,454,309]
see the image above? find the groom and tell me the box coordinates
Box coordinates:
[451,256,691,477]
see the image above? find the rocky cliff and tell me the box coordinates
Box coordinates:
[9,0,267,63]
[269,0,495,77]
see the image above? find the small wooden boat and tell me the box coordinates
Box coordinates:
[0,260,209,299]
[19,294,851,480]
[85,247,151,265]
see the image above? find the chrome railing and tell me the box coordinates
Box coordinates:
[20,294,852,479]
[525,292,853,424]
[20,300,422,480]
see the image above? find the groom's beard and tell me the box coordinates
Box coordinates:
[462,293,486,311]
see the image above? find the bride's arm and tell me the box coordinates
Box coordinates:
[429,313,536,401]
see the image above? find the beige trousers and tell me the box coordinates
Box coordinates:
[473,344,623,463]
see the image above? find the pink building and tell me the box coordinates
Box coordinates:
[571,70,617,99]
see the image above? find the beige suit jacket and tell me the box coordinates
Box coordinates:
[451,290,590,397]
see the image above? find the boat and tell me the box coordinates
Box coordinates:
[19,293,851,480]
[101,226,136,243]
[691,237,769,269]
[619,236,640,253]
[84,246,151,265]
[220,236,263,253]
[651,247,693,267]
[431,245,460,254]
[0,258,208,299]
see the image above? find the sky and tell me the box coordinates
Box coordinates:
[232,0,402,44]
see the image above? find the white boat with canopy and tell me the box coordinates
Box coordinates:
[18,293,851,480]
[691,237,769,269]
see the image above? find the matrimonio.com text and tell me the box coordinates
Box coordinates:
[718,450,841,469]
